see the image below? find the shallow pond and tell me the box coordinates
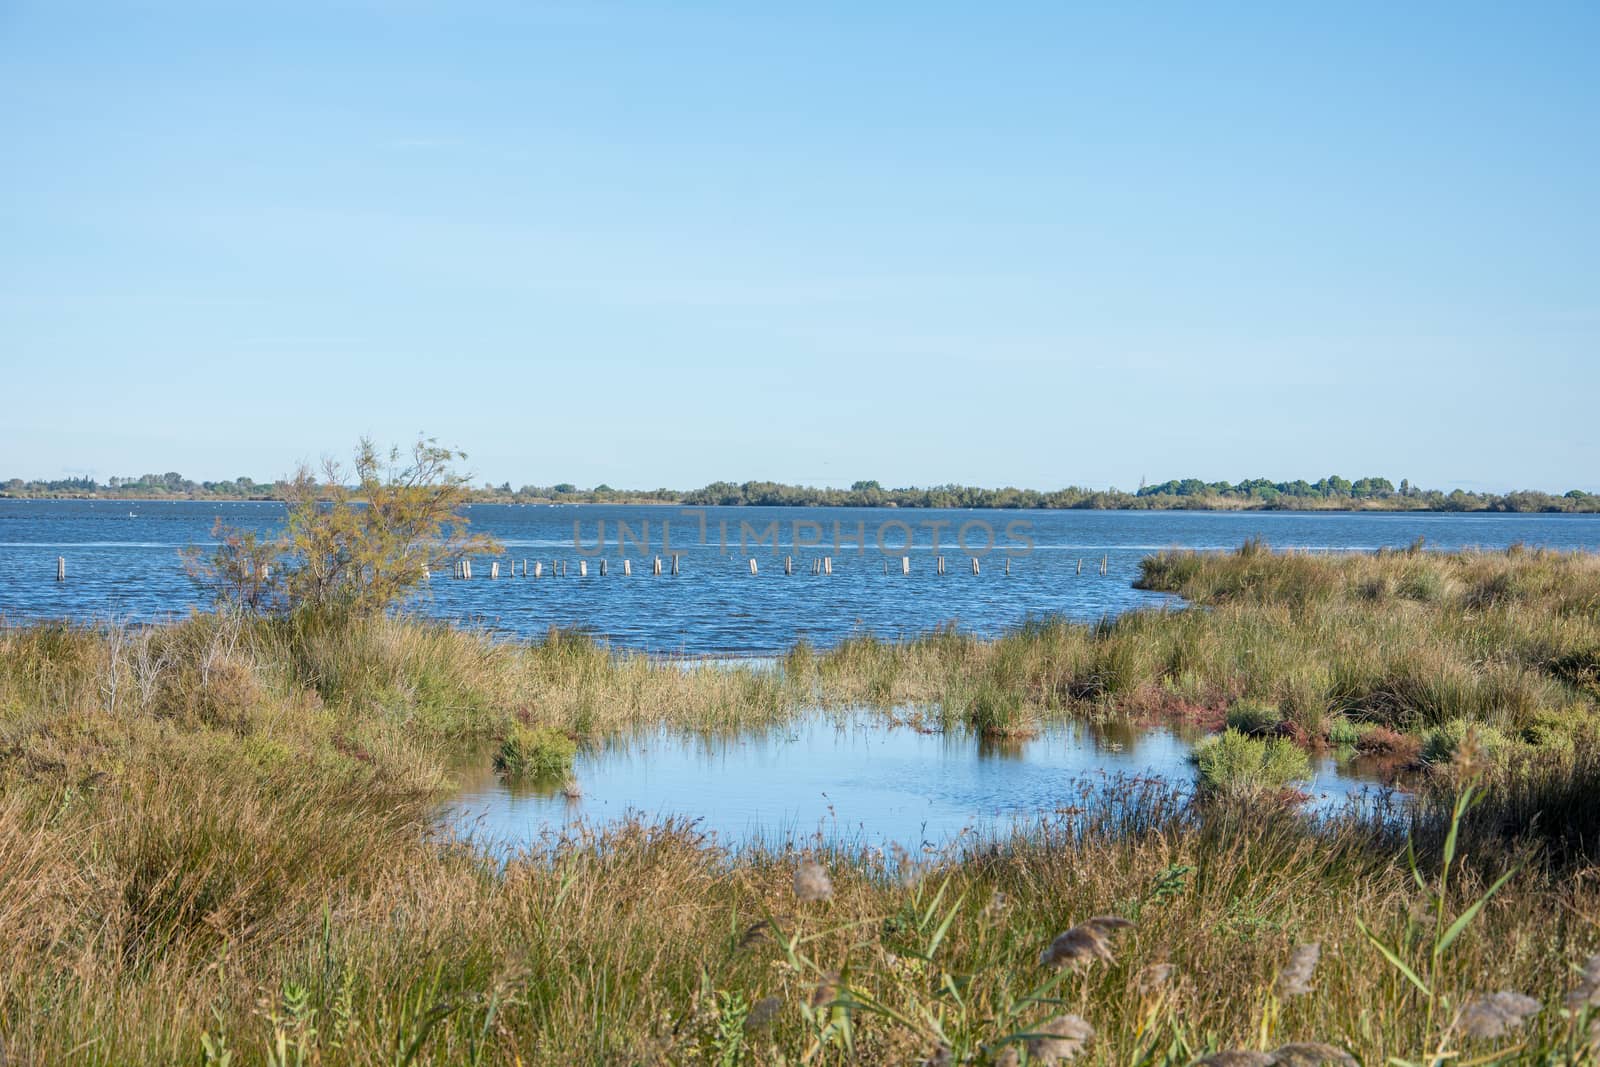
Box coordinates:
[444,714,1401,854]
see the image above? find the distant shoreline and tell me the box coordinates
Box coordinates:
[3,494,1597,515]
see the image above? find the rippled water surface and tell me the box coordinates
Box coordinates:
[445,714,1399,853]
[3,500,1597,653]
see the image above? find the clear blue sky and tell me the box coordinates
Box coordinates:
[3,2,1595,492]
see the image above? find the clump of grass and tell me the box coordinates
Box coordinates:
[1193,729,1312,798]
[1325,716,1361,747]
[1225,700,1284,736]
[964,680,1027,737]
[1420,720,1510,766]
[493,724,577,777]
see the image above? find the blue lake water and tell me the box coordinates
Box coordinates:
[3,500,1597,654]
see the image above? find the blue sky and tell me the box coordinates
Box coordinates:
[2,2,1595,492]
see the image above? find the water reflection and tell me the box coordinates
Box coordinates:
[445,712,1398,853]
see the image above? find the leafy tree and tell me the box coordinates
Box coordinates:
[182,520,281,612]
[187,437,498,616]
[1351,476,1395,498]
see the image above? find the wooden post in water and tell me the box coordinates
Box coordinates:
[579,560,587,577]
[901,556,910,575]
[533,561,543,578]
[748,558,758,575]
[653,556,662,576]
[1077,558,1083,575]
[671,554,680,576]
[971,557,980,574]
[1005,558,1011,576]
[1101,555,1108,576]
[490,561,500,579]
[56,556,65,582]
[936,555,945,575]
[812,558,821,575]
[599,559,607,577]
[824,556,832,575]
[623,559,632,576]
[784,555,793,575]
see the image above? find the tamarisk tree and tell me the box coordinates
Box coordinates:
[185,437,499,616]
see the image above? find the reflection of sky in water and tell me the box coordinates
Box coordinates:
[6,500,1599,654]
[445,714,1399,854]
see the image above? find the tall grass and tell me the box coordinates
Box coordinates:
[2,752,1597,1063]
[3,547,1600,1061]
[796,545,1600,752]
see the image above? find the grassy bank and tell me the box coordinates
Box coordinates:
[804,544,1600,759]
[3,546,1600,1063]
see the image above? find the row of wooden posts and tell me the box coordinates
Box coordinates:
[45,554,1113,581]
[450,556,682,579]
[437,555,1113,578]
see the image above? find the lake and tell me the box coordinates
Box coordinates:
[3,500,1597,654]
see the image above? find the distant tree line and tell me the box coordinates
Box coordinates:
[3,472,279,498]
[670,477,1596,513]
[3,472,1595,513]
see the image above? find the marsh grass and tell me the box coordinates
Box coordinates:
[7,756,1593,1064]
[1226,701,1286,737]
[493,723,578,777]
[795,545,1600,756]
[3,546,1600,1062]
[1192,730,1313,799]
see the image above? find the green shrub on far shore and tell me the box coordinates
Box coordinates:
[1193,729,1313,798]
[493,724,578,777]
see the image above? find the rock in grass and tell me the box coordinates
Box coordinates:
[994,1014,1094,1065]
[1271,1043,1357,1067]
[1458,990,1541,1039]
